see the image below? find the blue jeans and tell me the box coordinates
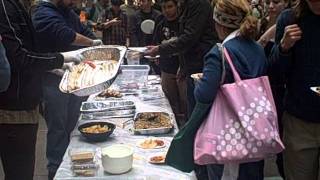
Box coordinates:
[42,74,86,174]
[207,160,264,180]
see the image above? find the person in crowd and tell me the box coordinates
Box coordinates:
[120,0,138,46]
[85,0,96,21]
[132,0,161,47]
[143,0,216,117]
[97,0,128,45]
[153,0,187,126]
[258,0,289,178]
[0,0,81,179]
[132,0,162,74]
[145,0,216,178]
[32,0,102,179]
[194,0,267,179]
[0,36,10,93]
[92,0,110,22]
[251,0,265,19]
[270,0,320,179]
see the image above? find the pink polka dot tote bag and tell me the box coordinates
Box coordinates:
[194,47,284,165]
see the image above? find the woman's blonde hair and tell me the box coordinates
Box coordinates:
[214,0,258,39]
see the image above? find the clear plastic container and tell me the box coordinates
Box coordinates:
[126,50,140,65]
[68,148,96,164]
[69,148,99,177]
[115,65,150,88]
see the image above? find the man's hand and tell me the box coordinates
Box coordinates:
[102,18,121,28]
[110,18,121,25]
[92,39,103,46]
[62,62,74,71]
[280,24,302,53]
[144,46,159,57]
[61,51,83,64]
[176,68,186,82]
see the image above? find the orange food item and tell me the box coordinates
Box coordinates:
[155,139,164,146]
[139,139,164,149]
[150,155,165,163]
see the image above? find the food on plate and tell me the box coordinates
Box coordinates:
[81,124,110,133]
[70,152,94,163]
[316,87,320,93]
[149,155,166,164]
[139,138,165,149]
[98,89,122,98]
[67,60,118,92]
[134,112,172,129]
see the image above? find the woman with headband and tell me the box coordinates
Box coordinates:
[194,0,267,179]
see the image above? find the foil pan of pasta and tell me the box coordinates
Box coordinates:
[59,45,126,96]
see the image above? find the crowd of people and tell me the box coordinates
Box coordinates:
[0,0,319,179]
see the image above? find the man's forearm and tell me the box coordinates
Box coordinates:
[72,33,94,46]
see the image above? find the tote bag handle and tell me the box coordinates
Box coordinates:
[223,47,242,83]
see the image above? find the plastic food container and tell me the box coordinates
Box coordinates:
[68,148,96,164]
[115,65,150,88]
[101,144,134,174]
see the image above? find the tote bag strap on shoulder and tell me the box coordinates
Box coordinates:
[218,29,241,84]
[223,47,242,83]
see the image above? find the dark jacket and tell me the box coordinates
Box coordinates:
[153,18,179,74]
[0,38,10,92]
[132,8,162,47]
[270,9,320,122]
[195,37,267,104]
[0,0,64,110]
[32,1,96,53]
[158,0,218,75]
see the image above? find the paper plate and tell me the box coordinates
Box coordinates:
[144,55,160,59]
[148,154,166,164]
[310,87,320,95]
[141,19,155,34]
[136,138,166,149]
[128,47,147,53]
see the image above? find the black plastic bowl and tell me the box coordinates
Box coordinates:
[78,122,116,142]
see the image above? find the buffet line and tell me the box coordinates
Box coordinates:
[53,45,197,179]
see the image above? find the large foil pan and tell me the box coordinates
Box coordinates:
[59,45,126,96]
[133,111,174,135]
[80,101,135,112]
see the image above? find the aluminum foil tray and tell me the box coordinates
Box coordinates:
[80,101,135,112]
[133,112,174,135]
[59,45,127,96]
[79,109,135,120]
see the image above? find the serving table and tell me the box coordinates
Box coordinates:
[54,74,197,180]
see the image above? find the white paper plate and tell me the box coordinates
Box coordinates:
[141,19,155,34]
[136,139,166,149]
[148,153,166,164]
[310,87,320,95]
[128,47,147,53]
[144,55,160,59]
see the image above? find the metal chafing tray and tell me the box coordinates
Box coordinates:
[133,111,174,135]
[59,45,127,96]
[80,101,135,112]
[79,109,136,120]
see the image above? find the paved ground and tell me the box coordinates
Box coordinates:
[0,118,283,180]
